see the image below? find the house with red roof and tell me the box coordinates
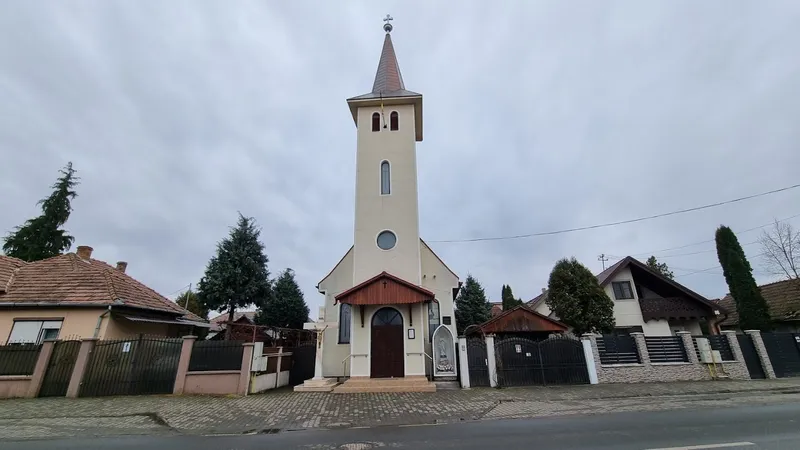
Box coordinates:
[0,245,208,344]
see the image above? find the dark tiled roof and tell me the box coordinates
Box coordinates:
[640,297,712,321]
[718,278,800,326]
[0,252,203,322]
[372,33,405,93]
[209,311,257,332]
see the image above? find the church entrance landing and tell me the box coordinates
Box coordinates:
[371,307,404,378]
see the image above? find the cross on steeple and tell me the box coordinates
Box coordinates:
[383,14,394,33]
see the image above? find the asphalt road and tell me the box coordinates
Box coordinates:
[5,402,800,449]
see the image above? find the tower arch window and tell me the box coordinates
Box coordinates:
[380,160,391,195]
[390,111,399,130]
[371,112,380,132]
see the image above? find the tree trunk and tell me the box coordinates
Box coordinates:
[225,303,236,340]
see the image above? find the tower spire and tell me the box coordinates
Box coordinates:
[372,15,404,94]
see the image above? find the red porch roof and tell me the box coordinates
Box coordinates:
[335,271,434,306]
[471,305,569,334]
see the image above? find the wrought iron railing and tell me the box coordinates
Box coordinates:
[189,340,244,371]
[0,344,42,376]
[597,335,640,365]
[645,336,688,363]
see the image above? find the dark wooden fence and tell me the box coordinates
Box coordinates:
[645,336,688,363]
[0,344,42,376]
[597,335,640,364]
[188,340,244,371]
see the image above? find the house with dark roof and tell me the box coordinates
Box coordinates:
[717,278,800,332]
[528,256,725,336]
[0,246,208,344]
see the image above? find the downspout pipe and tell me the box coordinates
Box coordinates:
[93,305,112,338]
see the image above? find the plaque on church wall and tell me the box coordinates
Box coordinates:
[407,328,415,339]
[442,316,451,325]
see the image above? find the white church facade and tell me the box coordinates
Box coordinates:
[300,18,460,392]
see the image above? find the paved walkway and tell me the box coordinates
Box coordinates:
[2,379,800,440]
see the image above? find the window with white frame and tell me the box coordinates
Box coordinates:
[380,161,391,195]
[7,320,63,344]
[611,281,634,300]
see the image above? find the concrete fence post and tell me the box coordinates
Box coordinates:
[173,336,197,395]
[457,337,470,389]
[630,332,650,365]
[26,339,56,398]
[275,346,284,389]
[485,334,498,388]
[676,331,698,364]
[745,330,777,379]
[66,338,97,398]
[239,343,255,396]
[580,334,599,384]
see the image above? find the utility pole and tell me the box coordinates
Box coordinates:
[184,283,192,308]
[598,254,609,271]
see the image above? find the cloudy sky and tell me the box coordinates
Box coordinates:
[2,1,799,318]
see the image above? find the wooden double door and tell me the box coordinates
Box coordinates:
[370,307,404,378]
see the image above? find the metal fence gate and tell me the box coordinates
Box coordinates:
[736,334,765,379]
[80,337,182,397]
[38,340,81,397]
[466,337,490,387]
[289,341,316,386]
[761,332,800,378]
[495,335,589,387]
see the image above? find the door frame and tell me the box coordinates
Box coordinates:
[368,306,406,378]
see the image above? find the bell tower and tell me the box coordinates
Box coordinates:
[347,16,424,285]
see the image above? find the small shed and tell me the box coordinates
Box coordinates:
[468,305,569,340]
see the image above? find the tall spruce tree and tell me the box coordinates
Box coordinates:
[454,275,491,334]
[501,284,523,310]
[3,162,80,261]
[645,255,674,280]
[197,214,271,339]
[256,268,310,329]
[546,257,615,335]
[715,225,772,330]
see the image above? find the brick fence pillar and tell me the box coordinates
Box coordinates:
[745,330,777,379]
[173,335,197,395]
[721,330,745,362]
[66,338,97,398]
[26,339,56,398]
[630,332,650,364]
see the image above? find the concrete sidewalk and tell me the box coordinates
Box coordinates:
[2,379,800,440]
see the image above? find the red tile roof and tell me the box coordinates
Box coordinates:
[0,252,203,322]
[718,278,800,326]
[0,255,26,293]
[335,271,434,305]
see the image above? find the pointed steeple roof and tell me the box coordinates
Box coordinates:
[372,33,405,94]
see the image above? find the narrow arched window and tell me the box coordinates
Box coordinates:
[390,111,399,131]
[372,112,380,132]
[380,161,391,195]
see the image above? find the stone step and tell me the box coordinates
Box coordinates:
[332,376,437,393]
[434,381,461,390]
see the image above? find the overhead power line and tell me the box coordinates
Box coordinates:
[429,182,800,243]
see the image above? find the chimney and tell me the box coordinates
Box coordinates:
[116,261,128,273]
[76,246,93,260]
[541,288,547,294]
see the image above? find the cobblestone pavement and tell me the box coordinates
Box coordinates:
[1,379,799,440]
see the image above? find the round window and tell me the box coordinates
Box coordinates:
[376,230,397,250]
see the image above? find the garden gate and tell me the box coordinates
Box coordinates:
[495,335,589,387]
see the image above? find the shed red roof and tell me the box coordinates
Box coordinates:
[472,305,568,334]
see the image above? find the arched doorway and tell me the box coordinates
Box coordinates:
[370,307,404,378]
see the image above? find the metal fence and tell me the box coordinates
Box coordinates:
[692,335,735,362]
[645,336,688,363]
[189,340,244,371]
[0,344,42,376]
[597,335,640,364]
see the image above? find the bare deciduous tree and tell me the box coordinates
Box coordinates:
[758,220,800,280]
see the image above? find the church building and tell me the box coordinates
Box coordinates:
[314,18,460,392]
